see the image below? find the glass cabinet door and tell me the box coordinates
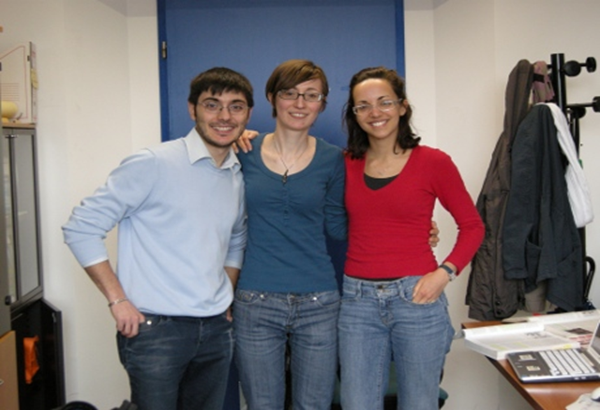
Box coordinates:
[2,127,41,308]
[12,131,41,298]
[2,134,16,302]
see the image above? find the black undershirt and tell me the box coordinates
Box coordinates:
[364,173,398,190]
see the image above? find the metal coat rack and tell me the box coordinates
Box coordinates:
[549,53,599,305]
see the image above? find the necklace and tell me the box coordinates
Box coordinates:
[273,138,310,184]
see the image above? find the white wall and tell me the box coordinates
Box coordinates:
[0,0,159,406]
[1,0,599,409]
[405,1,600,409]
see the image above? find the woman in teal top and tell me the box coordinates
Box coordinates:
[236,131,346,292]
[233,59,346,410]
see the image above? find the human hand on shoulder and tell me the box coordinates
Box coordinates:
[428,220,440,248]
[233,129,258,153]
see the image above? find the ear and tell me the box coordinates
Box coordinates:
[267,93,274,104]
[399,99,409,117]
[188,102,197,120]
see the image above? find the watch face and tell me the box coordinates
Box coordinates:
[439,264,455,279]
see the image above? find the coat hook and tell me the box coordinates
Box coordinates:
[563,57,596,77]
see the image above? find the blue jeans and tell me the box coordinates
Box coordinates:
[117,313,234,410]
[338,275,454,410]
[233,289,340,410]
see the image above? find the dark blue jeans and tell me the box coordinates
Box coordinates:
[117,313,234,410]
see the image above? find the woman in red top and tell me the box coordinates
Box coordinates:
[338,67,484,410]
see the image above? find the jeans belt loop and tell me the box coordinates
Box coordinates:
[396,278,403,294]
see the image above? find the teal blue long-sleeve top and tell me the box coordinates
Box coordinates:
[62,129,247,317]
[236,133,347,293]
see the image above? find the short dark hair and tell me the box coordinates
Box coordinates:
[265,59,328,117]
[188,67,254,108]
[344,67,420,159]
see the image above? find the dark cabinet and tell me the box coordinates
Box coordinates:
[0,124,65,409]
[12,299,65,410]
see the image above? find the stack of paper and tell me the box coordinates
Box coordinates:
[464,310,600,360]
[529,310,600,348]
[463,321,580,360]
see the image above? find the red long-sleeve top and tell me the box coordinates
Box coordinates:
[344,145,484,279]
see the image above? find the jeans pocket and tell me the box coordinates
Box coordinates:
[137,314,165,334]
[397,276,415,302]
[235,289,261,305]
[398,276,443,306]
[117,314,166,368]
[312,290,341,308]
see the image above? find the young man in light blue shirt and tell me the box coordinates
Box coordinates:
[62,67,253,410]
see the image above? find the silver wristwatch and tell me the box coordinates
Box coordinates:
[439,263,457,281]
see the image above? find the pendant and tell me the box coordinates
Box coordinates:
[282,169,289,184]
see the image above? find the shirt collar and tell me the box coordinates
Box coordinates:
[183,128,241,170]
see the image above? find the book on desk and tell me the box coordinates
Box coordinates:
[528,310,600,348]
[463,310,600,360]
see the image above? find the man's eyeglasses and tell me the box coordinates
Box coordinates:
[352,99,403,116]
[198,100,249,115]
[278,89,324,102]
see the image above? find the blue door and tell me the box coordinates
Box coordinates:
[157,1,405,408]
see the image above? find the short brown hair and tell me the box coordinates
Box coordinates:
[188,67,254,108]
[265,59,328,117]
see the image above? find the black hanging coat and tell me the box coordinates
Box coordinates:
[502,104,583,312]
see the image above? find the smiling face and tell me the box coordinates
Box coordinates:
[270,78,324,132]
[188,90,252,150]
[351,78,407,143]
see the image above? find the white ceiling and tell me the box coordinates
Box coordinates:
[97,0,448,17]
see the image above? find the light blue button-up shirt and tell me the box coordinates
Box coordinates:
[63,128,246,317]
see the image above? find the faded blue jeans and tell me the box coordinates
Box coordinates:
[338,275,454,410]
[233,289,340,410]
[117,312,234,410]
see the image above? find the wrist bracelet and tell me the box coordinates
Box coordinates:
[108,298,128,307]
